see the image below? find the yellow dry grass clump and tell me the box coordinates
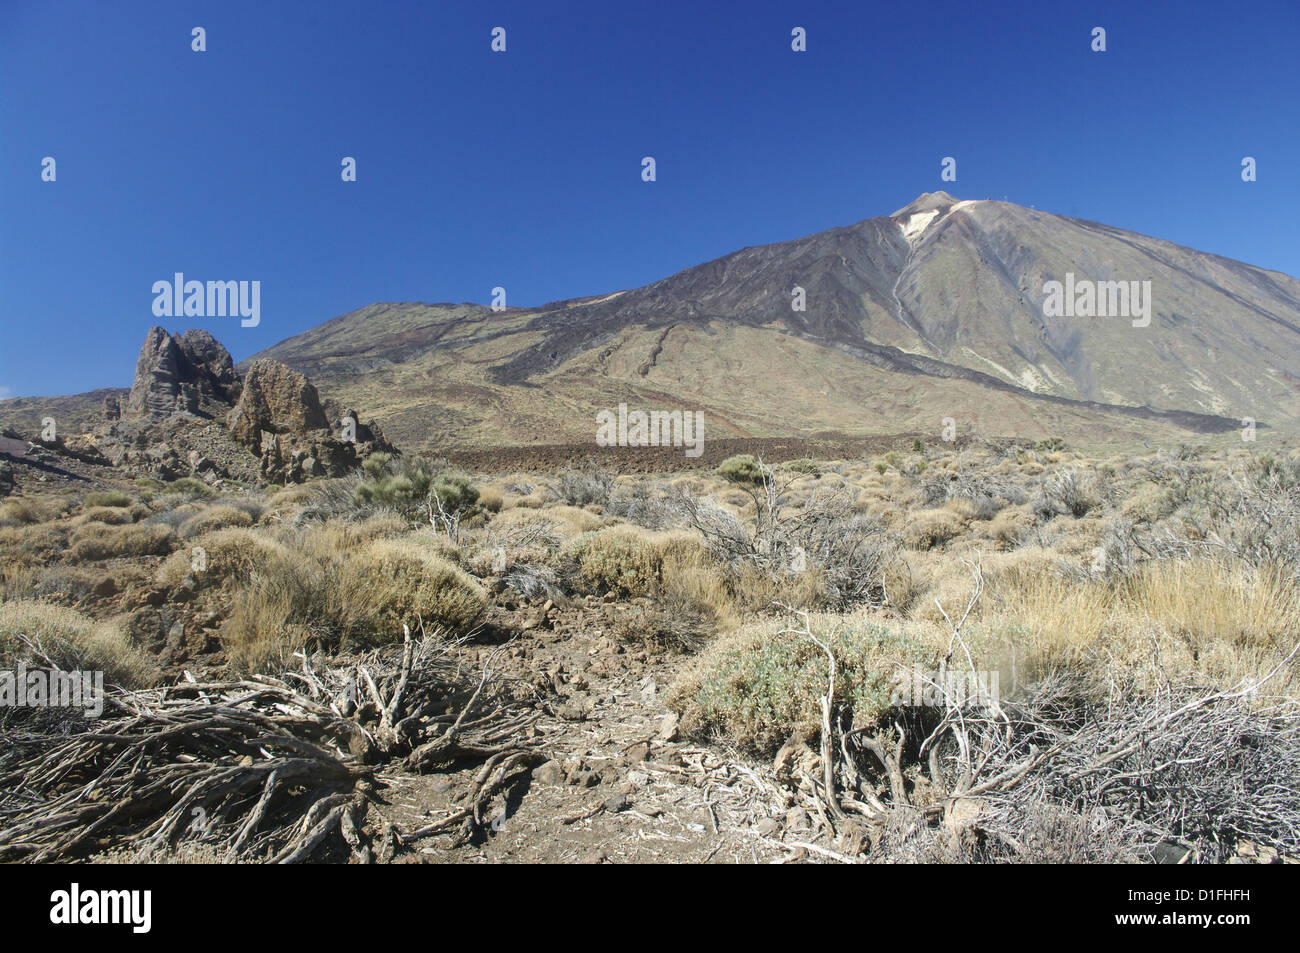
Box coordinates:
[0,599,153,688]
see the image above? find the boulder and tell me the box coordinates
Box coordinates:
[226,360,328,451]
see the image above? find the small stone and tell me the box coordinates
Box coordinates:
[657,712,679,742]
[754,817,781,837]
[604,794,631,814]
[626,743,651,763]
[531,760,564,786]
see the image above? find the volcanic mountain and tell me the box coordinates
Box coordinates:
[7,193,1300,453]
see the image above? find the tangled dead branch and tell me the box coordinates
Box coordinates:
[0,624,543,862]
[769,566,1300,863]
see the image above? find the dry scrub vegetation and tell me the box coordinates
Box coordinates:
[1,441,1298,863]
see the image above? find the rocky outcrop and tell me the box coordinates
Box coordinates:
[226,360,328,449]
[123,328,240,420]
[87,329,392,485]
[225,359,391,483]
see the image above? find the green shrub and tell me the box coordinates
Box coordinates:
[783,458,821,476]
[429,472,480,514]
[669,615,930,754]
[565,526,665,597]
[717,454,770,485]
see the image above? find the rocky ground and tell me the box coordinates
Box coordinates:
[387,604,787,864]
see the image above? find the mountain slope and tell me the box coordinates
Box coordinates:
[235,193,1299,452]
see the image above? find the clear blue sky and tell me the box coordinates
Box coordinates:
[2,0,1297,398]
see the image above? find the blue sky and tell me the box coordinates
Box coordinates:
[2,0,1298,398]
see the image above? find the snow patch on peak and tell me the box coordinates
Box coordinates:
[899,210,939,244]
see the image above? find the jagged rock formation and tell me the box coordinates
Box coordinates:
[124,328,240,420]
[80,328,392,484]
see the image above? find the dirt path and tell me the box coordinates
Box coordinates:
[367,600,791,864]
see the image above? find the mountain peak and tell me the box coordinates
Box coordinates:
[891,191,962,217]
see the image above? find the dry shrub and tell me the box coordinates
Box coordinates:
[615,541,739,651]
[83,491,133,509]
[983,508,1030,550]
[0,600,153,688]
[178,505,254,538]
[564,525,694,597]
[72,506,137,526]
[67,523,174,562]
[155,527,289,589]
[504,488,548,509]
[260,484,317,521]
[494,504,600,540]
[477,486,504,513]
[1119,482,1179,524]
[219,532,486,675]
[984,557,1300,692]
[0,521,70,567]
[221,578,316,677]
[340,539,487,642]
[902,508,965,550]
[0,498,57,526]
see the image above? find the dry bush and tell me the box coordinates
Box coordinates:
[504,488,548,509]
[982,508,1031,550]
[73,506,137,526]
[219,533,487,675]
[1034,467,1099,518]
[564,525,693,597]
[0,498,57,526]
[672,480,895,611]
[605,482,680,530]
[340,539,487,642]
[477,485,504,513]
[155,526,290,590]
[83,490,133,509]
[0,600,153,688]
[0,521,70,568]
[901,508,965,550]
[1119,482,1180,524]
[552,468,614,507]
[612,541,742,651]
[67,523,174,562]
[178,504,255,538]
[984,557,1300,693]
[492,503,600,541]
